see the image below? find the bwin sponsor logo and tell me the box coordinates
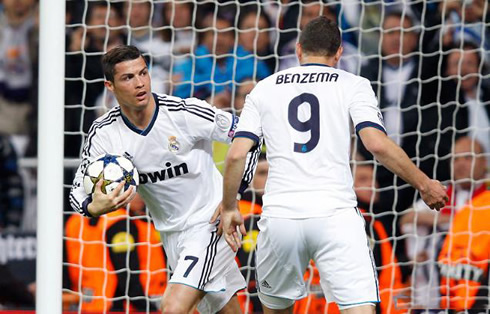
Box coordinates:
[139,162,189,184]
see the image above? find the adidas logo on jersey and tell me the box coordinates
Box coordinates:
[139,162,189,184]
[261,280,272,289]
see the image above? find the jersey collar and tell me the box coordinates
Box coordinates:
[301,63,331,67]
[121,93,159,136]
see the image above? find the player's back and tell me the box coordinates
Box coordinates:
[238,64,383,218]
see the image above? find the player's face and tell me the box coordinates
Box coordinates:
[105,56,152,110]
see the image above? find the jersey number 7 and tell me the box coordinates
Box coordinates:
[183,255,199,278]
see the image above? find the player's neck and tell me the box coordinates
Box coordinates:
[121,97,156,129]
[300,56,336,67]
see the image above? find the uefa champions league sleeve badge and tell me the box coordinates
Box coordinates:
[168,136,180,153]
[215,113,231,130]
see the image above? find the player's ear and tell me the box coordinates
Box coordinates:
[334,46,343,62]
[296,42,303,63]
[105,80,114,92]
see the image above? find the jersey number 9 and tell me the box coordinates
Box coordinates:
[288,93,320,153]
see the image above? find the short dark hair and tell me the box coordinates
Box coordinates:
[299,16,341,57]
[102,45,143,82]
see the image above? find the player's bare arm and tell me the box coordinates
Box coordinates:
[359,127,448,210]
[87,180,135,217]
[219,137,255,252]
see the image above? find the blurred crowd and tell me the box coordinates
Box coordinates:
[0,0,489,311]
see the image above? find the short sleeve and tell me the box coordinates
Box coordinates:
[234,93,262,144]
[182,97,238,144]
[349,78,386,135]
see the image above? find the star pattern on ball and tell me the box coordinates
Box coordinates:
[100,179,113,194]
[89,173,103,193]
[101,154,119,166]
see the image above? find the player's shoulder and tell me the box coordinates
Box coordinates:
[153,92,178,107]
[154,92,212,110]
[88,106,122,135]
[154,92,217,124]
[249,68,289,95]
[92,106,122,123]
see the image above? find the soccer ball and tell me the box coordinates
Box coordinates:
[83,154,139,195]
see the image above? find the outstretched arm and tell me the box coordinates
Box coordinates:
[359,127,448,210]
[219,137,256,252]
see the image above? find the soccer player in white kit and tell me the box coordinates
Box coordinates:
[70,45,257,313]
[219,17,448,314]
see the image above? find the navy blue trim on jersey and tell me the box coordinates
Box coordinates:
[337,301,380,307]
[234,131,260,145]
[355,121,386,136]
[157,95,215,123]
[120,94,159,136]
[302,63,331,67]
[81,196,94,217]
[229,114,239,137]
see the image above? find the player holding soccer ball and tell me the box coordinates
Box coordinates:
[219,17,448,314]
[70,45,259,313]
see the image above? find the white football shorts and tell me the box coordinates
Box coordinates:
[256,207,380,309]
[160,221,246,313]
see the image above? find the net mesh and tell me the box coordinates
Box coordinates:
[61,0,490,312]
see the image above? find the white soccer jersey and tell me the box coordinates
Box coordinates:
[236,64,385,218]
[70,93,248,232]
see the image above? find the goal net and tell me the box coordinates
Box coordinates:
[60,0,490,312]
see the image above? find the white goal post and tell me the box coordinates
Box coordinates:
[36,0,65,312]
